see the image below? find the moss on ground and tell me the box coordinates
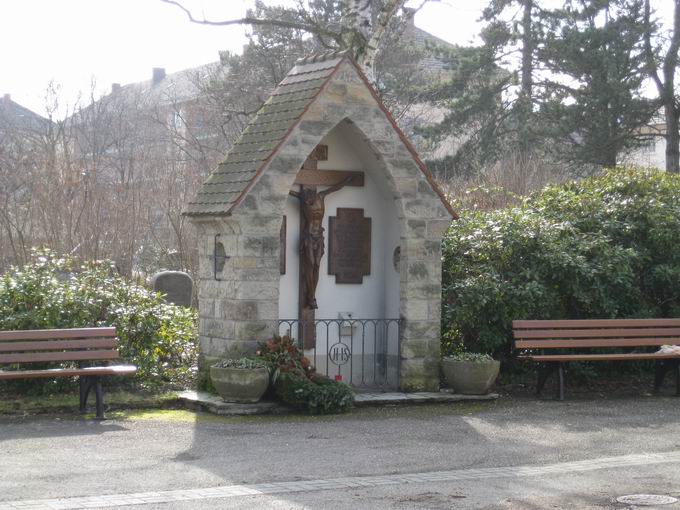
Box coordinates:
[0,390,179,415]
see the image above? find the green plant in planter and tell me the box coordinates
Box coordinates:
[254,335,353,414]
[441,352,500,395]
[213,358,268,370]
[209,357,270,403]
[444,352,495,363]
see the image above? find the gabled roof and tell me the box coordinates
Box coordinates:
[184,50,455,218]
[0,96,50,132]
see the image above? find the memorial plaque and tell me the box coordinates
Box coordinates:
[328,208,371,284]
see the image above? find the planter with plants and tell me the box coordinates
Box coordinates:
[210,357,270,403]
[255,335,354,414]
[441,352,500,395]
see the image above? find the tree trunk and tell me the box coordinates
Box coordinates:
[517,0,534,155]
[665,104,680,173]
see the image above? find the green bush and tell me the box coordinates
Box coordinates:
[274,372,354,415]
[442,168,680,360]
[254,335,353,414]
[0,250,197,393]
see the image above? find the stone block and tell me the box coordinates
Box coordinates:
[240,215,283,235]
[239,236,264,257]
[233,268,280,282]
[404,219,426,238]
[428,300,442,321]
[198,280,234,300]
[400,299,429,320]
[399,359,440,392]
[394,178,418,196]
[220,300,258,321]
[231,256,258,269]
[202,338,259,358]
[257,300,280,320]
[199,319,235,339]
[402,320,440,342]
[198,299,215,319]
[427,219,453,240]
[235,320,276,341]
[399,339,429,359]
[234,280,278,300]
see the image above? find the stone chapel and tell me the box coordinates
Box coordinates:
[183,50,455,392]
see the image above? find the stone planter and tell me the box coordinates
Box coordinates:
[209,366,270,403]
[441,358,500,395]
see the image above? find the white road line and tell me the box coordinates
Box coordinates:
[2,451,679,510]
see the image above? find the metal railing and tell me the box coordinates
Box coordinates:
[278,318,403,390]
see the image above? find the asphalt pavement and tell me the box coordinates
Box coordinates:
[1,396,680,509]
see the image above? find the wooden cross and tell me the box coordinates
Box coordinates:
[291,145,364,349]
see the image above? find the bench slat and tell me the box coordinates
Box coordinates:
[514,327,680,339]
[0,338,119,353]
[513,319,680,329]
[515,337,680,349]
[0,365,137,380]
[518,353,680,362]
[0,350,119,364]
[0,327,116,342]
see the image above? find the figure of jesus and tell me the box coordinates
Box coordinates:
[290,177,351,309]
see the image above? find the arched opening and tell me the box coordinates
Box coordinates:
[278,119,401,389]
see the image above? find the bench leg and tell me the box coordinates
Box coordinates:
[557,363,565,401]
[79,376,93,413]
[675,361,680,397]
[94,379,104,420]
[536,363,553,396]
[79,376,105,419]
[654,360,665,393]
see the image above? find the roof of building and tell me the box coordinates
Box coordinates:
[0,95,50,132]
[183,50,455,218]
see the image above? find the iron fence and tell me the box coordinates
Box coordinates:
[278,318,403,390]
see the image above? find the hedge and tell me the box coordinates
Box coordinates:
[0,250,197,394]
[442,168,680,360]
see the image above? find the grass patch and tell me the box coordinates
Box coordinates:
[0,390,179,415]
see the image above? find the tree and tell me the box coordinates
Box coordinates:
[540,0,656,168]
[643,0,680,173]
[160,0,424,82]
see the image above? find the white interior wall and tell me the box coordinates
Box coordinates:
[278,121,400,322]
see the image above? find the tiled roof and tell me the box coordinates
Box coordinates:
[184,50,456,218]
[184,51,349,216]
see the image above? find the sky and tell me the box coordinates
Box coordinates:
[0,0,484,116]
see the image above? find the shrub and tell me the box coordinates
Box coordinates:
[0,250,197,393]
[255,335,314,382]
[442,168,680,361]
[255,335,353,414]
[274,372,354,415]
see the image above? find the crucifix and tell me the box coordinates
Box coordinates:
[289,144,364,348]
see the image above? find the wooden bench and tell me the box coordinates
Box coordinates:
[0,327,137,419]
[513,319,680,400]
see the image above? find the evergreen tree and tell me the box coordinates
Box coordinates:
[540,0,656,168]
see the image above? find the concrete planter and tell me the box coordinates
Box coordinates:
[209,366,270,403]
[441,358,500,395]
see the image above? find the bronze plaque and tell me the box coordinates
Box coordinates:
[328,208,371,284]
